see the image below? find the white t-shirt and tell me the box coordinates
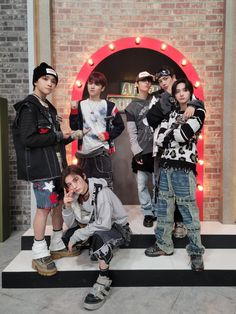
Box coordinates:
[79,99,109,154]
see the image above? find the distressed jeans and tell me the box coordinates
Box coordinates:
[155,167,205,256]
[136,170,157,217]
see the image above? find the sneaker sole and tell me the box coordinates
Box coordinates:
[83,299,106,311]
[145,251,174,257]
[32,260,57,276]
[143,222,154,228]
[50,250,81,260]
[191,265,204,272]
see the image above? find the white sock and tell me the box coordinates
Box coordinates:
[49,229,66,251]
[32,238,50,259]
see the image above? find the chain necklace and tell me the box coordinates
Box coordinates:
[33,93,49,108]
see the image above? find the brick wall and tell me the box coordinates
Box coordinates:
[51,0,225,220]
[1,0,225,230]
[0,0,30,230]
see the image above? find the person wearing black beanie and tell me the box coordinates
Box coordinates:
[32,62,58,87]
[12,62,87,277]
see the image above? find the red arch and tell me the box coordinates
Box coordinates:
[71,37,204,219]
[72,37,204,101]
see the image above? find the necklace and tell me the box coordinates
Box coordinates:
[87,99,101,122]
[33,93,49,108]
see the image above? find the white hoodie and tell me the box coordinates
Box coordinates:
[62,178,128,245]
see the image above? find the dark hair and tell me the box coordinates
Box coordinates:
[61,165,86,189]
[171,78,194,101]
[88,71,107,88]
[155,65,175,81]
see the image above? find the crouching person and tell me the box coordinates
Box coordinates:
[61,165,132,310]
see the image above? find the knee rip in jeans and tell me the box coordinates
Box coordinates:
[158,191,174,199]
[157,219,173,225]
[176,196,195,204]
[185,224,201,232]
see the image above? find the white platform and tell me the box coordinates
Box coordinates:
[4,248,236,273]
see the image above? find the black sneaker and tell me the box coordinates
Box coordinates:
[83,275,112,310]
[143,215,156,227]
[190,254,204,271]
[145,243,173,257]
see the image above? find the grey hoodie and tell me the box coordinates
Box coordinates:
[62,178,128,245]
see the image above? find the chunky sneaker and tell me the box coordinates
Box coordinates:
[173,222,187,238]
[32,256,57,276]
[143,215,157,228]
[50,245,81,260]
[145,243,173,257]
[190,254,204,272]
[83,275,112,310]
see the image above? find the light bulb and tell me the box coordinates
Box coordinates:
[194,81,200,88]
[135,37,141,44]
[161,43,167,51]
[76,80,82,88]
[108,43,115,51]
[88,58,94,66]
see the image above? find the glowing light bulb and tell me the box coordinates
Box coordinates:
[194,81,200,88]
[199,134,203,140]
[161,43,167,51]
[108,43,115,51]
[181,59,187,66]
[198,160,204,165]
[88,58,94,66]
[72,158,77,165]
[135,37,141,44]
[197,184,204,191]
[76,80,82,88]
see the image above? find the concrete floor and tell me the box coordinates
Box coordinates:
[1,231,236,314]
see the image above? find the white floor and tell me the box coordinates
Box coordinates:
[22,205,236,237]
[1,207,236,314]
[4,248,236,273]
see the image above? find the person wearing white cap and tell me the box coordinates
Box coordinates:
[125,71,157,227]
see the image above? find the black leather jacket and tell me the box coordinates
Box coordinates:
[12,95,72,182]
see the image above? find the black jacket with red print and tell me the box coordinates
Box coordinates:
[12,95,72,181]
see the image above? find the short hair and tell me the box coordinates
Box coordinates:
[171,78,194,100]
[88,71,107,88]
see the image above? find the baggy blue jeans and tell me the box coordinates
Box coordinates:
[136,170,157,217]
[155,167,205,256]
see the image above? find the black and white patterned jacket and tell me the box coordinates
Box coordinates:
[154,105,206,174]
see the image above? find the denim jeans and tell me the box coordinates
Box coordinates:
[155,167,205,256]
[136,170,157,217]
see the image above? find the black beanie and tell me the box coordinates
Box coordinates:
[32,62,58,86]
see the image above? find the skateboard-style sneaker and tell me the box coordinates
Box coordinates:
[32,256,57,276]
[50,245,81,260]
[83,275,112,310]
[145,242,173,257]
